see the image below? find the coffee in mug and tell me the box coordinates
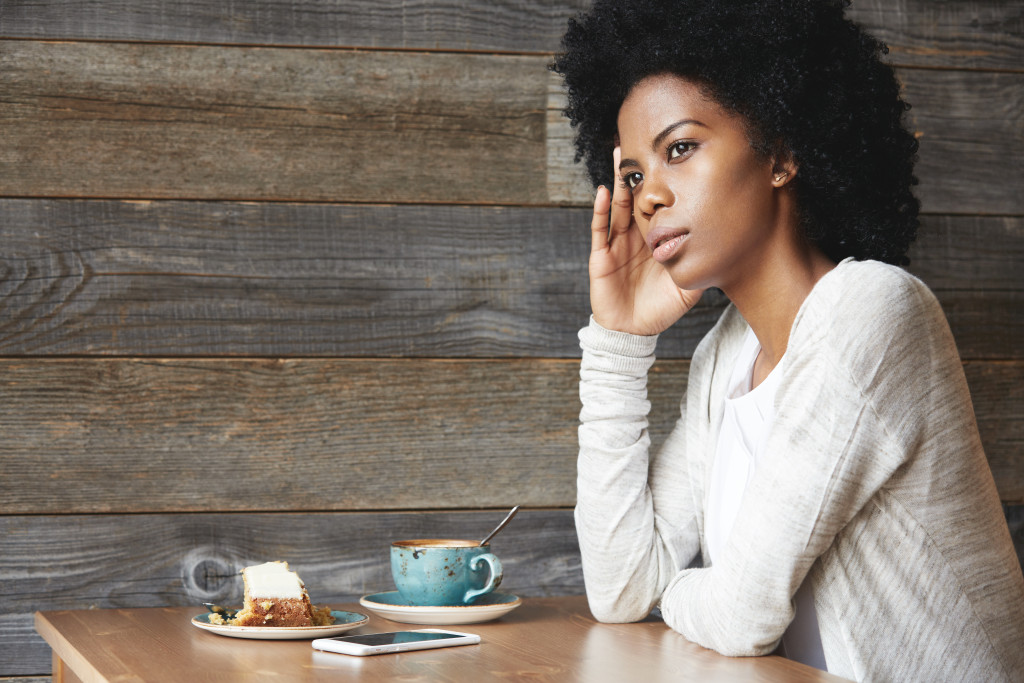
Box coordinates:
[391,539,503,606]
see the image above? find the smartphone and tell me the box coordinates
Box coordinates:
[311,629,480,656]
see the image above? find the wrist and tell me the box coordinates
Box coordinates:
[580,315,659,358]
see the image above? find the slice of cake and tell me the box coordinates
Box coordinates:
[230,561,334,627]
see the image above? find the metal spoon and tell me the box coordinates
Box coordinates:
[204,602,238,619]
[479,505,520,546]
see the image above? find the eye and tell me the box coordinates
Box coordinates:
[622,171,643,190]
[668,141,697,160]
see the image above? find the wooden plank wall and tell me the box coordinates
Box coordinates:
[1,1,1021,678]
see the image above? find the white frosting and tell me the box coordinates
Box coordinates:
[243,561,305,599]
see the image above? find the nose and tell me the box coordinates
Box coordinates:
[634,170,673,220]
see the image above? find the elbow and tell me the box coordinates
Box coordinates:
[661,591,785,657]
[683,611,784,657]
[666,613,781,656]
[710,632,781,658]
[586,593,655,624]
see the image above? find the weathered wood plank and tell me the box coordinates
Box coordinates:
[902,69,1024,216]
[0,0,591,53]
[0,358,1020,514]
[968,361,1024,506]
[0,199,714,358]
[0,40,549,204]
[908,214,1023,292]
[0,200,1018,359]
[0,1,1020,70]
[0,509,582,675]
[846,0,1024,70]
[0,359,681,514]
[1,40,1021,213]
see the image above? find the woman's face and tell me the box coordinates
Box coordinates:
[616,73,789,294]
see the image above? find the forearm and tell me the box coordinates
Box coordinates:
[576,318,684,621]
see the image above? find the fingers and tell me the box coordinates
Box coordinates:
[608,146,634,240]
[590,185,612,253]
[590,146,634,253]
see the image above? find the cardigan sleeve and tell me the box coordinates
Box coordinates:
[658,266,955,656]
[575,316,702,622]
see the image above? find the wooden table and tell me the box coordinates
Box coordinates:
[36,596,849,682]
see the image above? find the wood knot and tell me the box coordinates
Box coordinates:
[180,547,239,602]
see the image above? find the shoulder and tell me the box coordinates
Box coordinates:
[787,259,959,396]
[791,259,948,351]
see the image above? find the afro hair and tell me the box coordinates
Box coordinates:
[552,0,920,265]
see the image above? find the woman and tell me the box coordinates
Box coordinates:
[553,1,1024,680]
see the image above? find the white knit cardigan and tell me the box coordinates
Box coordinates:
[576,259,1024,682]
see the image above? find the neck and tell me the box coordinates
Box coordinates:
[722,231,835,386]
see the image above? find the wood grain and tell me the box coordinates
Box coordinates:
[0,358,682,513]
[846,0,1024,70]
[2,2,1020,680]
[3,509,581,675]
[968,361,1024,505]
[0,199,715,358]
[902,69,1024,216]
[34,599,851,682]
[1,358,1021,514]
[0,0,591,53]
[0,200,1018,359]
[1,41,1021,213]
[1,0,1020,71]
[0,40,550,204]
[907,215,1024,292]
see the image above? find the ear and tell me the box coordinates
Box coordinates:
[770,154,798,188]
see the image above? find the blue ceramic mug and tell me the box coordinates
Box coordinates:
[391,539,503,606]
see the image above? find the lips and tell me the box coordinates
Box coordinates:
[646,226,689,263]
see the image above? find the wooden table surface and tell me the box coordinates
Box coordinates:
[36,596,850,682]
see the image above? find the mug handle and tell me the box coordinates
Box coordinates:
[463,553,503,603]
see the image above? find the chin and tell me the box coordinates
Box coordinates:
[664,260,708,292]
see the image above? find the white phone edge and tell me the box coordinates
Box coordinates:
[311,629,481,657]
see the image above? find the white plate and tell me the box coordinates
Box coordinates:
[191,609,369,640]
[359,591,521,625]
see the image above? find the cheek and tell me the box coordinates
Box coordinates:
[714,159,773,221]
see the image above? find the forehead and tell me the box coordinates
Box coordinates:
[616,73,732,144]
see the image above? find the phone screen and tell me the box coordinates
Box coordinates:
[329,631,465,646]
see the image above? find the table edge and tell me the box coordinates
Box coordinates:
[35,610,110,683]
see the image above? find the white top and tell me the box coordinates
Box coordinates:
[706,328,826,672]
[705,328,783,565]
[575,259,1024,682]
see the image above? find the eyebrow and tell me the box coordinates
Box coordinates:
[618,118,706,171]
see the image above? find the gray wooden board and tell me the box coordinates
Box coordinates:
[0,41,550,205]
[0,200,1019,359]
[968,361,1024,506]
[0,199,715,358]
[0,359,683,514]
[0,0,1020,71]
[1,40,1021,214]
[902,68,1024,216]
[0,508,582,675]
[0,0,591,54]
[0,358,1020,514]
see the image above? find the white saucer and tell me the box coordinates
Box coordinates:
[359,592,522,625]
[191,609,368,640]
